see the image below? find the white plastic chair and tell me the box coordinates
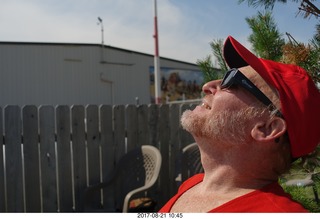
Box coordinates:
[84,145,162,212]
[122,145,162,212]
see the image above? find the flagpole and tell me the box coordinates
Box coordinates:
[153,0,161,104]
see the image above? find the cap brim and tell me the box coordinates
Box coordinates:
[223,36,271,85]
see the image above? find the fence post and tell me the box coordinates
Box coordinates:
[23,105,41,212]
[5,106,23,212]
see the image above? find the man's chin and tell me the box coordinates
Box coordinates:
[181,110,206,136]
[180,110,193,130]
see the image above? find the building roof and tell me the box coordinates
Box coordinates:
[0,41,198,66]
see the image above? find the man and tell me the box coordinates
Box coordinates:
[159,36,320,212]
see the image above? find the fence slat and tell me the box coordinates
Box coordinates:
[0,107,4,212]
[100,105,114,179]
[113,105,126,162]
[113,105,126,211]
[100,105,115,210]
[56,106,73,212]
[86,105,100,186]
[40,105,58,212]
[158,104,170,207]
[23,105,41,212]
[71,105,86,211]
[5,105,23,212]
[169,104,181,197]
[126,105,138,152]
[137,105,149,146]
[148,104,159,147]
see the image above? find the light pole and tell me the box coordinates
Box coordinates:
[97,17,104,62]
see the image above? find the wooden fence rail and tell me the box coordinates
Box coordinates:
[0,103,197,212]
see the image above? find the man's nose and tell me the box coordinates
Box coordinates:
[202,80,222,95]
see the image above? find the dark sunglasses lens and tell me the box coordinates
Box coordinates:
[221,70,233,88]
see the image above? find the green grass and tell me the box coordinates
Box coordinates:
[279,165,320,212]
[280,181,320,212]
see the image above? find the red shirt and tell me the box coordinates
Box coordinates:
[159,173,308,213]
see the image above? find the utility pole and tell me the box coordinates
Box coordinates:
[153,0,161,104]
[97,17,104,62]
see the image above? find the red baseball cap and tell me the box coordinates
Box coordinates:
[223,35,320,158]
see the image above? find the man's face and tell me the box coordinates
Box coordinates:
[181,67,268,145]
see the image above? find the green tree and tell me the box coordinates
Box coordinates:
[196,39,226,83]
[240,0,320,82]
[282,32,320,83]
[238,0,320,19]
[198,2,320,84]
[246,11,285,61]
[240,0,320,83]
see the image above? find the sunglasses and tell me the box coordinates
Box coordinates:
[221,68,282,117]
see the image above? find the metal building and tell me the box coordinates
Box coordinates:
[0,42,202,107]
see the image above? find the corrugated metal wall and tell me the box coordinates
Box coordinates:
[0,42,201,107]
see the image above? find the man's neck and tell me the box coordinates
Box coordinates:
[197,140,277,191]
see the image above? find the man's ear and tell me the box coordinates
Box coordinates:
[251,117,287,142]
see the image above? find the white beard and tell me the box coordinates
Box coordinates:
[180,107,263,145]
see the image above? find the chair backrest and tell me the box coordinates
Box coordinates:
[123,145,162,212]
[181,142,203,182]
[141,145,162,187]
[84,145,162,212]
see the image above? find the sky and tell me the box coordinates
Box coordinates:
[0,0,318,64]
